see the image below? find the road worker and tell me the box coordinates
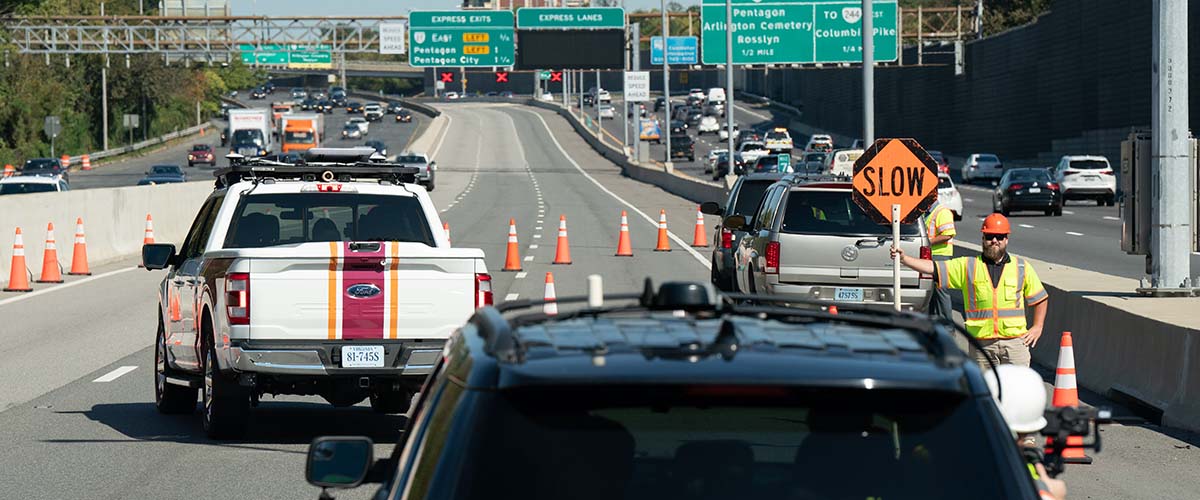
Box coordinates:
[986,365,1068,500]
[923,196,957,321]
[891,213,1049,366]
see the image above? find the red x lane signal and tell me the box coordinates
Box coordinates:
[440,72,454,83]
[495,71,509,83]
[549,71,563,82]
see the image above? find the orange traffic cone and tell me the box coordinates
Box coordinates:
[2,164,14,178]
[553,215,572,265]
[691,206,709,247]
[60,154,70,169]
[36,223,63,284]
[81,154,92,171]
[543,272,558,316]
[68,218,91,275]
[1047,331,1093,464]
[615,211,633,257]
[443,222,451,246]
[502,218,522,271]
[143,214,156,244]
[4,228,32,292]
[654,209,671,252]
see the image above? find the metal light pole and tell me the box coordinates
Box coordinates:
[623,24,630,155]
[862,0,874,146]
[724,0,735,184]
[661,0,671,167]
[632,22,641,162]
[596,69,602,141]
[1150,0,1191,291]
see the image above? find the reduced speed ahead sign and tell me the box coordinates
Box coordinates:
[851,138,940,225]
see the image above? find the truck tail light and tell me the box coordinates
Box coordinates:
[225,272,250,325]
[475,273,493,308]
[919,246,932,280]
[721,228,733,249]
[765,242,780,274]
[1046,182,1060,191]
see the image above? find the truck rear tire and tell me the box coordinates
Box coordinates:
[370,387,412,414]
[202,338,250,439]
[155,320,196,414]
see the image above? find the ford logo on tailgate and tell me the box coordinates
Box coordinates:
[346,283,381,299]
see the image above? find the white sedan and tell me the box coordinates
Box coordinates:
[697,116,720,135]
[598,104,615,119]
[346,117,370,135]
[937,173,964,220]
[705,149,729,174]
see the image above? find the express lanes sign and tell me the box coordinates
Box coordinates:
[700,0,898,65]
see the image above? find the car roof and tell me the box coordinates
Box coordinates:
[0,175,58,184]
[455,284,980,393]
[1062,155,1108,161]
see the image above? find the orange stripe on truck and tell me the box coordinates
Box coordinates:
[389,241,399,339]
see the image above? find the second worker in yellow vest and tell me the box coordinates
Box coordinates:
[923,198,957,321]
[891,213,1049,367]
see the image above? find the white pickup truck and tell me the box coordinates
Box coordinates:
[142,151,490,438]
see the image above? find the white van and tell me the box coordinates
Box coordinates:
[824,148,864,177]
[706,87,726,104]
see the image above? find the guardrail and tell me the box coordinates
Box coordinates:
[347,91,441,119]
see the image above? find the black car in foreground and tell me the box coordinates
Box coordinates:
[993,168,1063,216]
[303,281,1068,500]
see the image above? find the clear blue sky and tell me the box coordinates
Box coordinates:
[231,1,693,16]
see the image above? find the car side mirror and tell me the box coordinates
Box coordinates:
[142,243,177,270]
[723,215,748,231]
[306,436,373,490]
[992,181,999,187]
[700,201,723,215]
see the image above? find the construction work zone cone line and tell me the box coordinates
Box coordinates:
[691,206,709,247]
[4,227,32,292]
[69,218,91,275]
[553,215,572,265]
[502,218,523,271]
[615,211,633,257]
[654,209,671,252]
[36,223,64,284]
[543,272,558,316]
[81,154,92,171]
[1046,331,1093,465]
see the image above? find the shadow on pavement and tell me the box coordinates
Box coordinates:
[48,401,406,448]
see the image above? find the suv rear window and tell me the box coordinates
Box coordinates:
[223,193,434,248]
[438,387,1010,500]
[978,154,1000,162]
[731,180,774,216]
[1068,160,1108,170]
[780,189,920,236]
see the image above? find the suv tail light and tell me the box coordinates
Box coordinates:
[1009,184,1024,191]
[764,242,780,274]
[225,273,250,325]
[1099,170,1114,176]
[919,246,932,280]
[475,273,493,308]
[721,227,733,249]
[1046,182,1060,191]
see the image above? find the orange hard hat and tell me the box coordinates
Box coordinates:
[981,213,1011,235]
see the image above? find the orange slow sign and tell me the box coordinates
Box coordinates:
[851,138,940,224]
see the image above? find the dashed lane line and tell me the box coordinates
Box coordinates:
[515,272,528,279]
[504,293,520,301]
[1103,216,1120,221]
[93,366,137,383]
[1066,231,1084,236]
[522,110,712,270]
[1019,224,1035,229]
[0,266,139,307]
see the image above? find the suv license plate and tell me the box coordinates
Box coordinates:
[835,288,864,302]
[1028,187,1041,193]
[342,346,385,368]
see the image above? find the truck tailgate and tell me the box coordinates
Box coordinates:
[232,242,484,340]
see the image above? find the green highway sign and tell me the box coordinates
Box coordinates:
[288,51,333,68]
[240,52,288,65]
[409,10,515,67]
[700,0,897,65]
[516,7,625,29]
[539,70,552,80]
[238,44,333,67]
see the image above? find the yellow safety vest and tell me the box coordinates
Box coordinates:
[934,256,1049,339]
[924,205,956,257]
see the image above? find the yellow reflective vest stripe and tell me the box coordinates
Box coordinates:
[935,256,1048,339]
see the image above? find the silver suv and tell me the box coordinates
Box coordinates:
[730,176,933,311]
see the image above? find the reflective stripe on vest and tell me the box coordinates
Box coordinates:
[961,256,1028,339]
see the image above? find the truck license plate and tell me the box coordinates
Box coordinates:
[835,288,864,302]
[342,345,385,368]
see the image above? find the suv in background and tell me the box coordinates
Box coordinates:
[961,153,1004,183]
[1052,155,1116,206]
[301,281,1047,500]
[732,175,932,311]
[669,134,695,162]
[363,103,385,122]
[702,172,787,290]
[21,158,69,183]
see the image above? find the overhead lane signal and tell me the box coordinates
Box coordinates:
[440,72,455,83]
[495,71,509,83]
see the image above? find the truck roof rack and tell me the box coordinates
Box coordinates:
[214,153,421,187]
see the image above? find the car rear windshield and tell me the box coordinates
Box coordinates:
[395,155,427,164]
[427,386,1013,500]
[978,154,1000,162]
[0,182,56,195]
[765,131,789,140]
[1009,170,1052,182]
[938,177,954,189]
[223,193,434,248]
[781,189,920,236]
[731,180,774,216]
[1069,160,1109,170]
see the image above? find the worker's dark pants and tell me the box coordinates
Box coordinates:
[929,255,953,322]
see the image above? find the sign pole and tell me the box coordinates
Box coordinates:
[863,0,875,145]
[892,204,901,311]
[661,0,671,166]
[724,0,735,184]
[596,69,603,142]
[632,22,642,163]
[623,25,630,156]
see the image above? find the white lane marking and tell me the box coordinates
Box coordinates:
[533,234,542,238]
[504,293,520,301]
[963,198,975,203]
[0,266,139,307]
[524,255,534,262]
[523,110,711,270]
[429,112,455,160]
[535,226,543,230]
[93,365,137,383]
[1103,216,1120,221]
[1066,231,1084,236]
[1019,224,1035,229]
[529,244,540,249]
[733,103,770,121]
[1062,210,1075,215]
[515,272,528,279]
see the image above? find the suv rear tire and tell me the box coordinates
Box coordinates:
[155,320,197,414]
[202,336,250,439]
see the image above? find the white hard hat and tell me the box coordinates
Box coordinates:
[985,365,1048,434]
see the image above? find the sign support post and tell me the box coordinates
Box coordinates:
[661,0,672,167]
[892,204,901,311]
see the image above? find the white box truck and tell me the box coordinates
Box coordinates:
[227,109,273,158]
